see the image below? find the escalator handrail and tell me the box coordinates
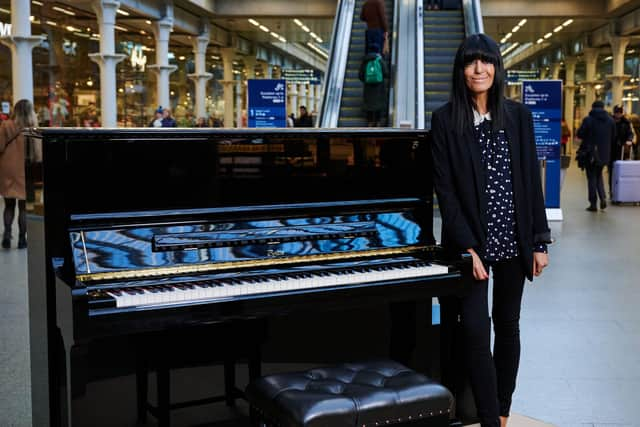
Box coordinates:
[387,0,401,127]
[319,0,356,128]
[415,0,425,129]
[462,0,484,36]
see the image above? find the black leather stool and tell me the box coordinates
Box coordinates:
[245,360,452,427]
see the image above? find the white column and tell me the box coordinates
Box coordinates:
[564,57,577,154]
[297,83,307,111]
[582,47,600,114]
[89,0,126,127]
[607,36,631,109]
[540,68,548,80]
[261,61,272,79]
[220,47,235,128]
[235,76,243,127]
[188,29,212,120]
[0,0,44,103]
[313,83,321,115]
[288,83,298,118]
[148,17,178,110]
[244,56,258,79]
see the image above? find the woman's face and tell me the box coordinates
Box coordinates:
[464,58,495,96]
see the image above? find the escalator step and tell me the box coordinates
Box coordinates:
[425,82,451,92]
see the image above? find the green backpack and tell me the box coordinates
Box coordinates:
[364,55,383,84]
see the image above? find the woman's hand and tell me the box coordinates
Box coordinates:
[467,248,489,281]
[533,252,549,277]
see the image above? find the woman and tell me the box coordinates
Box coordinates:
[0,99,37,249]
[431,34,551,427]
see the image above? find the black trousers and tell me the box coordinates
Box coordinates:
[3,198,26,238]
[461,256,525,427]
[587,164,606,206]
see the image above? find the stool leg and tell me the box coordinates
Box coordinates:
[223,355,236,407]
[136,355,148,423]
[157,362,170,427]
[249,345,262,380]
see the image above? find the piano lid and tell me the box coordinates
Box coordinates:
[69,199,430,282]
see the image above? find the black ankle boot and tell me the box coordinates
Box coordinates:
[17,235,27,249]
[2,233,10,249]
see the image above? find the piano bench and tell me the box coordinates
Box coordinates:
[245,360,453,427]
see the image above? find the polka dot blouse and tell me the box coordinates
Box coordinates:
[474,114,519,262]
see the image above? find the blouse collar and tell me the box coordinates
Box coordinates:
[473,109,492,126]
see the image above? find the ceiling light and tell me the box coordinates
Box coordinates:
[74,32,89,38]
[116,9,129,16]
[53,6,76,16]
[178,55,186,60]
[543,32,552,39]
[518,19,527,26]
[259,25,269,33]
[278,36,287,43]
[248,18,260,26]
[562,19,573,26]
[294,19,303,26]
[301,25,310,32]
[46,21,57,26]
[114,25,128,31]
[32,0,44,5]
[30,16,35,22]
[628,49,635,54]
[553,25,563,33]
[537,38,544,44]
[140,30,146,35]
[270,31,280,39]
[511,25,520,33]
[604,55,612,61]
[0,7,11,14]
[66,25,78,32]
[211,55,220,60]
[118,88,124,93]
[145,20,152,25]
[92,34,100,38]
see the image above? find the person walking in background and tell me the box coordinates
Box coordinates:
[576,101,615,211]
[161,108,177,127]
[360,0,388,55]
[195,117,208,128]
[630,113,640,159]
[149,106,163,127]
[358,51,389,126]
[431,34,550,427]
[612,105,633,163]
[294,106,313,127]
[286,113,295,127]
[0,99,37,249]
[561,118,571,155]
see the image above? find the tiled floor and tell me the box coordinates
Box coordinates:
[1,160,639,427]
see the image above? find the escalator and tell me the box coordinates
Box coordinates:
[423,8,464,129]
[337,0,394,127]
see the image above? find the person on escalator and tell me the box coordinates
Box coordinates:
[361,0,389,55]
[358,52,389,127]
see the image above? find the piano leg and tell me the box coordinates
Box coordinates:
[56,328,89,427]
[389,301,417,367]
[136,355,148,423]
[156,356,171,427]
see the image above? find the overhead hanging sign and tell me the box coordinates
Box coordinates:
[507,69,540,83]
[282,69,321,85]
[247,79,287,128]
[522,79,563,210]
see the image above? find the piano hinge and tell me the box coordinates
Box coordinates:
[76,245,436,283]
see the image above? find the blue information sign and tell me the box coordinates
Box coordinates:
[248,79,287,128]
[522,80,562,209]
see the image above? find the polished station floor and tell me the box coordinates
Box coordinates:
[1,160,639,427]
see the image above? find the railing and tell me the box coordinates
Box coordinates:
[318,0,356,128]
[415,0,425,129]
[462,0,484,36]
[391,0,418,127]
[387,0,401,126]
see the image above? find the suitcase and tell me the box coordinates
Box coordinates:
[612,146,640,203]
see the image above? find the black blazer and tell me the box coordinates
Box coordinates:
[431,99,551,281]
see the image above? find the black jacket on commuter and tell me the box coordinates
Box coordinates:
[431,99,551,281]
[358,53,389,113]
[613,116,633,161]
[577,107,615,165]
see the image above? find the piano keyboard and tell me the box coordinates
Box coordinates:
[98,260,449,309]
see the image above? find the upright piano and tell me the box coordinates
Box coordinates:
[31,128,472,426]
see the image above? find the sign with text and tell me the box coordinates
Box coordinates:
[282,69,321,85]
[522,79,562,209]
[507,69,540,83]
[247,79,287,128]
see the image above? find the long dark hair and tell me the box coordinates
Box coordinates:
[450,34,505,133]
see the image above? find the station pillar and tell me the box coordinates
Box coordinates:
[298,83,307,111]
[188,29,212,120]
[564,57,578,153]
[261,61,272,79]
[582,48,600,115]
[148,17,177,111]
[89,0,126,127]
[607,36,631,109]
[220,47,236,128]
[551,62,561,80]
[0,0,44,104]
[288,83,298,118]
